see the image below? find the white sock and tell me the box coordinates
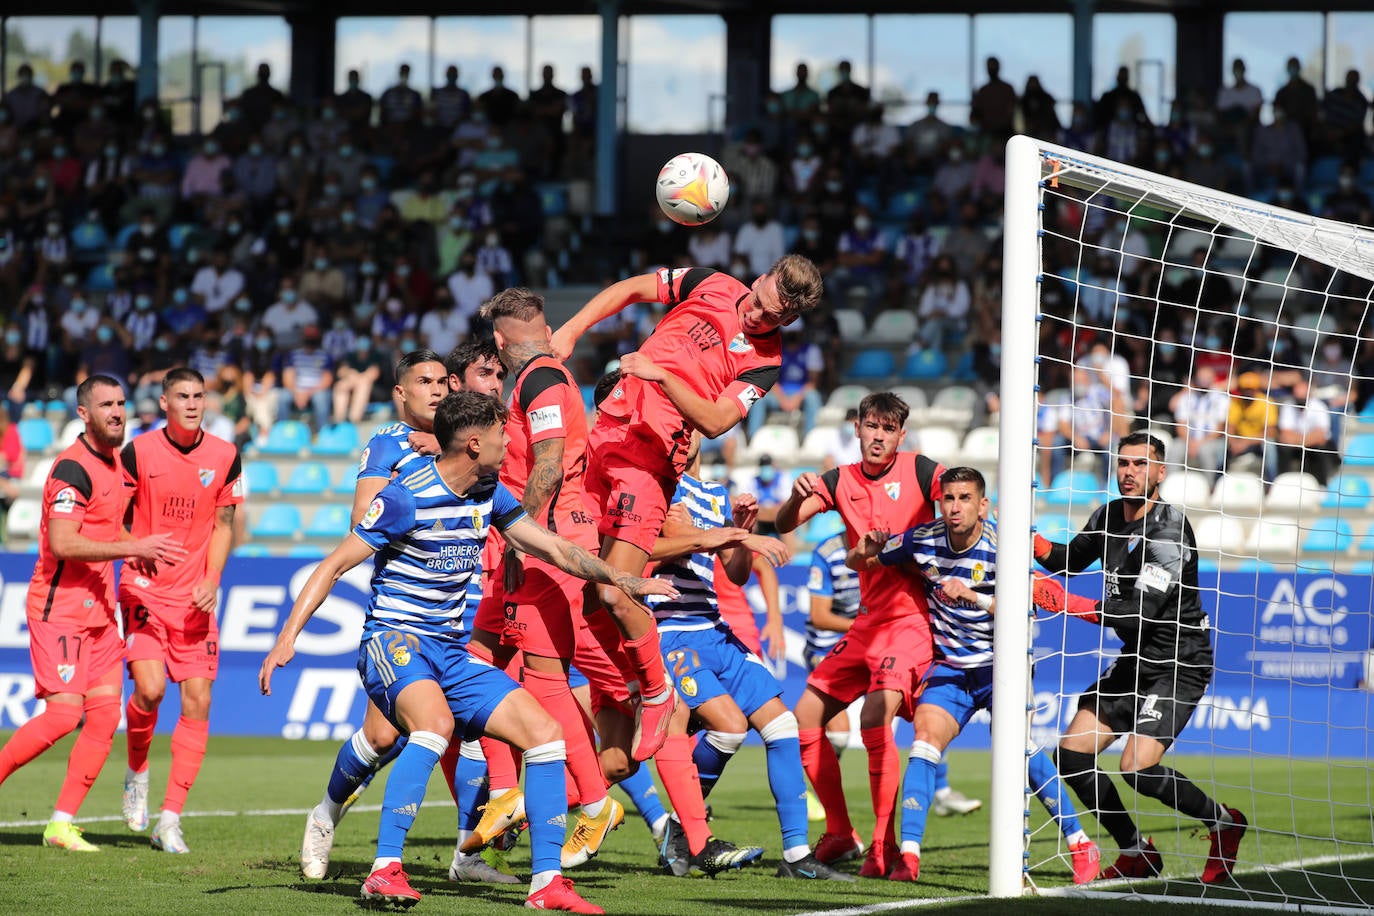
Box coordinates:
[1121,838,1145,856]
[128,766,149,783]
[372,856,400,873]
[1066,829,1089,846]
[490,786,516,799]
[650,813,669,838]
[901,840,921,856]
[645,688,672,705]
[783,845,810,863]
[582,797,606,818]
[158,810,180,830]
[319,796,343,825]
[1215,809,1234,829]
[50,811,74,824]
[933,786,952,800]
[457,828,472,846]
[530,869,559,893]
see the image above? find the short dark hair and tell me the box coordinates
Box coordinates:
[592,369,621,409]
[395,348,446,384]
[1119,431,1166,462]
[433,391,508,453]
[479,287,544,323]
[162,367,205,392]
[769,253,823,318]
[77,374,124,409]
[858,391,910,428]
[940,466,986,495]
[445,337,501,380]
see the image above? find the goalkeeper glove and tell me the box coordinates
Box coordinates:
[1031,572,1100,624]
[1032,533,1053,562]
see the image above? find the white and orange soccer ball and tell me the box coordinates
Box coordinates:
[655,152,730,227]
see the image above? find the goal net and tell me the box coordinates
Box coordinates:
[989,135,1374,911]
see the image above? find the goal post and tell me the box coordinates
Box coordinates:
[991,134,1374,908]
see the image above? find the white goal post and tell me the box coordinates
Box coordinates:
[991,134,1374,908]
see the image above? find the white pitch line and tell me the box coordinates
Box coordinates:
[0,799,457,830]
[789,896,984,916]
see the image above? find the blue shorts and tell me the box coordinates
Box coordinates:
[918,662,995,729]
[358,630,518,741]
[568,664,589,690]
[660,622,781,717]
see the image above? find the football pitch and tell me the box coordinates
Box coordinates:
[0,734,1370,916]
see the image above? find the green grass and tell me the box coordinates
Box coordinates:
[0,734,1370,915]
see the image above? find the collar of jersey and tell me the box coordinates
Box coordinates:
[77,433,116,467]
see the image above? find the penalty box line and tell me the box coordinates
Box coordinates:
[0,800,457,830]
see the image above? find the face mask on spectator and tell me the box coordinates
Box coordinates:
[825,180,842,194]
[155,338,171,352]
[290,144,304,158]
[96,325,114,344]
[235,297,252,312]
[205,142,219,156]
[255,336,272,352]
[19,148,34,163]
[276,211,292,228]
[354,303,375,320]
[1160,343,1177,358]
[1323,342,1343,360]
[796,144,813,158]
[354,336,371,352]
[449,216,465,231]
[321,107,336,121]
[173,288,189,304]
[35,177,49,191]
[485,233,500,248]
[342,210,358,225]
[249,143,264,156]
[140,221,155,236]
[395,264,412,278]
[386,299,403,315]
[324,184,340,197]
[282,289,298,304]
[136,295,152,310]
[360,261,378,276]
[53,146,68,159]
[400,337,416,350]
[854,216,872,233]
[71,299,87,314]
[4,331,20,346]
[314,257,329,271]
[339,145,354,157]
[803,228,819,242]
[46,222,61,236]
[227,220,242,235]
[332,317,348,330]
[758,466,777,485]
[64,273,78,287]
[151,143,166,156]
[105,144,119,158]
[361,176,376,191]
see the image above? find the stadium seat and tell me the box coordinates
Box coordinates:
[1033,513,1074,541]
[168,223,196,251]
[313,422,361,457]
[847,349,894,381]
[243,462,280,497]
[1308,155,1344,191]
[825,385,871,412]
[288,544,327,559]
[306,505,352,538]
[1265,472,1325,512]
[743,425,800,465]
[888,386,929,415]
[927,385,979,430]
[1245,516,1301,557]
[901,349,946,381]
[884,189,923,220]
[948,350,977,382]
[798,425,841,465]
[23,456,55,487]
[961,426,999,464]
[17,418,54,453]
[1157,470,1213,510]
[250,505,302,539]
[1235,559,1277,573]
[580,384,598,412]
[281,461,331,496]
[6,499,42,540]
[114,223,139,250]
[233,544,274,557]
[864,310,918,345]
[71,221,110,260]
[1342,433,1374,467]
[832,309,866,341]
[915,426,961,464]
[1322,475,1372,510]
[333,465,358,496]
[1194,516,1245,554]
[802,511,845,545]
[57,418,84,450]
[1213,472,1264,516]
[1042,469,1103,507]
[258,420,312,456]
[536,183,569,217]
[1302,518,1354,554]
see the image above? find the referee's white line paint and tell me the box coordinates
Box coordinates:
[789,896,984,916]
[0,800,456,830]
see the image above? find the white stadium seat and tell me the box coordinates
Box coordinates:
[1158,470,1213,510]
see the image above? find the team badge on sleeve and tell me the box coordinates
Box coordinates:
[362,497,385,529]
[358,447,371,472]
[528,404,563,435]
[808,566,823,590]
[52,487,77,514]
[232,476,245,498]
[737,386,764,412]
[198,468,216,488]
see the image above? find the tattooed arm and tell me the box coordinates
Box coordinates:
[523,437,565,517]
[502,516,678,602]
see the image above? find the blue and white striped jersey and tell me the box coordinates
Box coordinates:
[877,518,997,669]
[805,534,861,657]
[651,474,730,632]
[358,421,429,482]
[352,463,525,640]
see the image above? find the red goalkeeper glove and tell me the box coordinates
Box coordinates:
[1031,572,1100,624]
[1032,534,1053,562]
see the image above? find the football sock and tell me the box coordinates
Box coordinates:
[861,725,900,849]
[1028,747,1083,840]
[1057,747,1140,850]
[53,693,120,817]
[616,765,667,833]
[900,740,941,847]
[933,755,950,793]
[164,717,209,815]
[455,739,488,833]
[800,727,853,836]
[1122,763,1227,826]
[523,740,568,876]
[0,699,83,785]
[125,697,158,774]
[623,630,668,700]
[760,712,809,853]
[481,734,521,793]
[692,730,745,798]
[826,729,849,759]
[324,729,381,823]
[655,734,710,855]
[375,731,446,860]
[523,668,606,807]
[439,740,461,806]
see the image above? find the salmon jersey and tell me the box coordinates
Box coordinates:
[501,354,598,549]
[814,453,945,626]
[596,268,781,475]
[27,436,129,627]
[121,429,243,607]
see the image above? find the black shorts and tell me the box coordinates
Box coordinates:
[1077,655,1211,748]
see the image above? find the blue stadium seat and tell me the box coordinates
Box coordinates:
[848,349,895,381]
[370,155,396,183]
[1042,469,1104,506]
[1236,559,1276,573]
[948,349,977,382]
[901,349,946,381]
[1322,475,1371,509]
[258,420,312,456]
[581,384,598,412]
[70,221,110,261]
[306,504,352,538]
[114,223,139,250]
[288,545,327,559]
[313,422,361,456]
[86,263,115,291]
[802,512,845,545]
[1033,513,1074,541]
[168,224,195,251]
[1302,518,1353,554]
[242,462,280,496]
[854,187,881,213]
[1342,433,1374,467]
[536,183,569,217]
[17,418,54,452]
[884,189,923,221]
[333,465,358,496]
[1359,524,1374,553]
[281,461,331,496]
[250,505,301,539]
[1308,156,1344,191]
[233,544,273,557]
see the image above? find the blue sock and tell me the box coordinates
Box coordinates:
[617,765,667,832]
[455,744,489,833]
[1029,748,1083,839]
[764,734,810,851]
[692,732,742,799]
[901,741,941,847]
[375,732,445,859]
[327,730,381,807]
[934,755,950,793]
[524,741,568,876]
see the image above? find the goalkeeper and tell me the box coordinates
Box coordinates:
[1032,432,1246,885]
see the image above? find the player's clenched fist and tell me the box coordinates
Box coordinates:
[791,471,821,501]
[617,351,665,382]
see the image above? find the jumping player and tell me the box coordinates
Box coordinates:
[0,375,184,852]
[847,467,1100,884]
[260,390,676,912]
[120,367,242,853]
[774,391,941,878]
[550,255,824,760]
[1032,432,1247,884]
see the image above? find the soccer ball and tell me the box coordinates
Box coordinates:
[656,152,730,227]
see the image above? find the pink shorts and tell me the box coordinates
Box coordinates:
[805,615,933,719]
[585,423,678,555]
[120,593,220,683]
[28,618,124,698]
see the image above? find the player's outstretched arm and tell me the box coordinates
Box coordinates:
[504,516,679,603]
[618,351,746,439]
[550,273,660,360]
[259,533,376,695]
[50,517,188,566]
[775,471,827,534]
[651,501,749,562]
